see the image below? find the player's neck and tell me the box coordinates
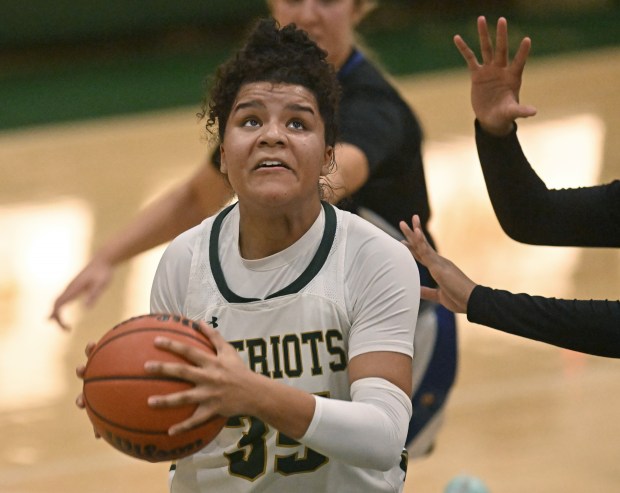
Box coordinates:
[237,201,322,260]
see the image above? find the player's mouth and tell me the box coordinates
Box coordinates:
[255,160,291,170]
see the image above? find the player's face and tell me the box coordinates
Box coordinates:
[219,82,333,211]
[269,0,363,68]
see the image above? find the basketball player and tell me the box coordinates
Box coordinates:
[142,18,419,491]
[399,17,620,358]
[53,0,457,459]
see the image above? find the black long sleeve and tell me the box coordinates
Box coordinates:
[475,120,620,247]
[468,285,620,358]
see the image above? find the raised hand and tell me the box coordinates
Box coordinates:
[454,16,537,136]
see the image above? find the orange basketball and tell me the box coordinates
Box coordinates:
[82,313,226,462]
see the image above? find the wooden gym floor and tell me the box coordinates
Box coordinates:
[1,47,619,493]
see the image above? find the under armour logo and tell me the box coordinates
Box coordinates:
[208,316,219,328]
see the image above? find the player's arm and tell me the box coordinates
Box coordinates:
[401,214,620,358]
[299,352,412,470]
[252,234,418,470]
[50,159,234,329]
[225,348,413,470]
[146,327,413,471]
[468,286,620,358]
[94,161,232,259]
[295,226,419,469]
[95,162,229,263]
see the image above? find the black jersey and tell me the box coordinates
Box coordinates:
[336,50,431,237]
[336,50,434,286]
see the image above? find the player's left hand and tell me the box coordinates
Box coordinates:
[399,215,476,314]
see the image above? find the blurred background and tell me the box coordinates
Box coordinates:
[1,1,620,492]
[2,0,620,129]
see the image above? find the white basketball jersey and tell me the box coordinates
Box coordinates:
[151,202,418,493]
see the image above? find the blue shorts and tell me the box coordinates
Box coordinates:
[406,303,458,458]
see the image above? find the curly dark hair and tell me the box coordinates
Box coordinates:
[200,18,340,147]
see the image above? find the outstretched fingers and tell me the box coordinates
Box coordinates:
[399,215,439,269]
[477,15,494,65]
[512,36,532,77]
[453,34,480,70]
[494,17,509,66]
[456,16,528,70]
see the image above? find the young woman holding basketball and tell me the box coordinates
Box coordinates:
[56,0,457,459]
[140,18,418,491]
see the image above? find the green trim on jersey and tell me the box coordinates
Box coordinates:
[209,201,337,303]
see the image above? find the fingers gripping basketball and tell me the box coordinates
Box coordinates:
[82,313,226,462]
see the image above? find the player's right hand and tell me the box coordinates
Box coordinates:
[49,259,114,330]
[76,342,101,438]
[453,16,537,136]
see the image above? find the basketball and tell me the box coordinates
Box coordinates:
[82,313,227,462]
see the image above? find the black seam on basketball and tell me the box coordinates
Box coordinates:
[83,392,212,435]
[109,313,153,330]
[83,393,175,435]
[88,327,213,361]
[83,375,189,384]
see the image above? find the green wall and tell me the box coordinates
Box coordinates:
[1,1,268,46]
[2,4,619,131]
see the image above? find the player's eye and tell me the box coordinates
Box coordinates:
[287,120,305,130]
[243,118,261,127]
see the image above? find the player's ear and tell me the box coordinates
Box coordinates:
[219,144,228,175]
[321,146,334,176]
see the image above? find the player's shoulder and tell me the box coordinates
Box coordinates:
[336,208,420,299]
[338,207,394,239]
[170,222,201,248]
[342,57,404,103]
[343,57,389,90]
[337,208,412,261]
